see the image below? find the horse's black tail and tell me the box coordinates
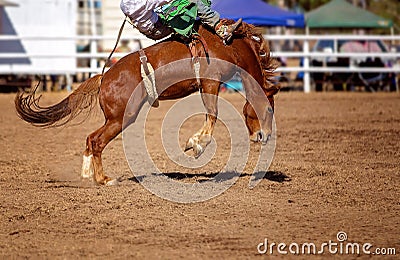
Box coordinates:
[15,74,103,128]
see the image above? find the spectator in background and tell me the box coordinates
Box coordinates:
[117,39,132,53]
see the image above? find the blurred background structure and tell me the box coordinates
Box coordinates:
[0,0,399,92]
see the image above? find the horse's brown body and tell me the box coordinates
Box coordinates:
[15,22,278,185]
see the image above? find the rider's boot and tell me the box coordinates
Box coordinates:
[214,18,242,44]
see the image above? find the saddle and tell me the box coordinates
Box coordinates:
[139,0,214,106]
[138,30,209,108]
[157,0,210,85]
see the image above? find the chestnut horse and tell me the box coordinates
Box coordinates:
[15,22,278,185]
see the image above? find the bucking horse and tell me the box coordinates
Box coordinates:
[15,21,279,185]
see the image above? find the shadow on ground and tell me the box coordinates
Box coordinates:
[127,170,290,184]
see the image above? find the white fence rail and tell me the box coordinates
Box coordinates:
[268,34,400,92]
[0,34,399,92]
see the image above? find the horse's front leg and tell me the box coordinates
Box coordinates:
[185,81,219,158]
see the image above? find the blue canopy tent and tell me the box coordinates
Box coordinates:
[212,0,305,28]
[212,0,304,91]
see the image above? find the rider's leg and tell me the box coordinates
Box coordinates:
[195,0,242,43]
[142,18,173,40]
[120,0,173,40]
[195,0,220,28]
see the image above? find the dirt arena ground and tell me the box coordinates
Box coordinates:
[0,91,399,258]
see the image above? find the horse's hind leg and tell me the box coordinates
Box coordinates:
[81,120,122,185]
[185,80,219,158]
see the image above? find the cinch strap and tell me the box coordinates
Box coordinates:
[139,49,159,107]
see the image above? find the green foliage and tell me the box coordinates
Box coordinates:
[369,0,399,30]
[297,0,331,10]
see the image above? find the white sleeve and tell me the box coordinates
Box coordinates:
[146,0,174,10]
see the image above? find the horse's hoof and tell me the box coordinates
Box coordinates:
[105,179,119,186]
[193,144,204,159]
[81,172,91,179]
[184,138,195,152]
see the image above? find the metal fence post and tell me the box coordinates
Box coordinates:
[89,0,98,77]
[303,37,311,93]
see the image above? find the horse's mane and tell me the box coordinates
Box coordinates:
[232,21,279,96]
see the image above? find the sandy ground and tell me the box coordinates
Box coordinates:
[0,91,399,259]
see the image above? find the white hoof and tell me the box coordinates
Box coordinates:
[184,137,195,152]
[106,179,119,186]
[81,155,93,178]
[193,144,204,159]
